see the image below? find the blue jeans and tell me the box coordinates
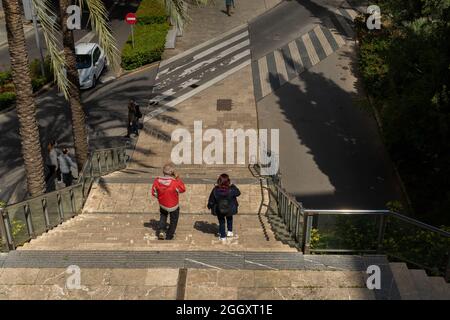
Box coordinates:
[218,215,233,238]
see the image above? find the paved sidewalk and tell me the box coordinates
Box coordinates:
[163,0,282,60]
[133,64,258,171]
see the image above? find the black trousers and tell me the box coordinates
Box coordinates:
[159,207,179,239]
[62,172,73,187]
[45,165,56,191]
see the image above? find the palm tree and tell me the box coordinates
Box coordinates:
[1,0,46,197]
[32,0,120,170]
[57,0,89,170]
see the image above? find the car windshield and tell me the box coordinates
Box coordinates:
[76,54,92,69]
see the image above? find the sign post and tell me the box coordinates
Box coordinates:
[125,13,137,49]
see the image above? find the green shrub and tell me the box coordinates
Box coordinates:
[136,0,167,25]
[121,22,169,70]
[0,92,16,110]
[0,70,12,86]
[29,57,53,92]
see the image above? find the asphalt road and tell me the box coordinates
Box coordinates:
[0,63,158,204]
[250,0,404,209]
[0,0,139,71]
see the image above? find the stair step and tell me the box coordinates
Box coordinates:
[389,263,420,300]
[428,277,450,300]
[409,269,434,300]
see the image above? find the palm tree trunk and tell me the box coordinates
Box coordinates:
[59,0,88,171]
[2,0,46,197]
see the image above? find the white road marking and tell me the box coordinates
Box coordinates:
[346,8,358,20]
[314,26,334,56]
[159,23,248,68]
[335,13,354,36]
[258,57,272,98]
[288,40,304,73]
[301,33,320,66]
[273,49,289,85]
[176,39,250,79]
[185,258,222,270]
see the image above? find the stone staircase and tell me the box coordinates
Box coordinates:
[1,168,448,300]
[390,263,450,300]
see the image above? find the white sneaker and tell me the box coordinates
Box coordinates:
[227,231,234,237]
[219,237,227,242]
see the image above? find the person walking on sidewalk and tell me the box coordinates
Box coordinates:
[45,140,59,191]
[58,148,77,187]
[207,174,241,241]
[225,0,233,16]
[152,164,186,240]
[126,99,139,138]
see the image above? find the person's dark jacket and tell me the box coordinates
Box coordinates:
[207,185,241,216]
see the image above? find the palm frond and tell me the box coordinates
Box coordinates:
[162,0,189,32]
[79,0,120,72]
[31,0,69,99]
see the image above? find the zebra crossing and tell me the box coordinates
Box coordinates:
[145,24,251,121]
[252,7,359,101]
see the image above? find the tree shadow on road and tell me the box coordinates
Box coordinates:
[262,50,403,210]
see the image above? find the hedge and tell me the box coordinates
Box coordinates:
[0,57,54,111]
[136,0,167,25]
[121,22,170,70]
[0,92,16,111]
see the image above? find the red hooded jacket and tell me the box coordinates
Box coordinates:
[151,176,186,211]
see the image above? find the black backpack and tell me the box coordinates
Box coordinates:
[216,192,231,216]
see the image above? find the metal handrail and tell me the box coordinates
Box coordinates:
[0,146,127,251]
[265,174,450,279]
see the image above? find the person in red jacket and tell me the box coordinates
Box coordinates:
[152,164,186,240]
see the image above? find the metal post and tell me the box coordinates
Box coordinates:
[69,188,76,216]
[131,25,135,49]
[24,203,35,238]
[57,193,64,222]
[445,254,450,283]
[31,1,46,78]
[0,207,12,251]
[302,213,313,254]
[377,214,386,253]
[42,198,50,230]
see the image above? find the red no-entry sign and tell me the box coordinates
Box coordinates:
[125,13,137,25]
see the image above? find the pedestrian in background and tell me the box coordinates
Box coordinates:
[45,140,59,191]
[207,174,241,241]
[152,164,186,240]
[225,0,233,16]
[126,99,139,138]
[58,148,77,187]
[132,99,142,130]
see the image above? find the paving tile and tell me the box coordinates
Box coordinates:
[123,286,177,300]
[186,269,218,287]
[185,285,238,300]
[0,268,40,285]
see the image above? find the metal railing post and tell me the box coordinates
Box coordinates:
[97,153,102,175]
[57,193,64,222]
[377,214,387,253]
[42,197,51,230]
[105,152,110,172]
[302,213,313,254]
[0,207,14,251]
[24,203,35,238]
[69,188,76,216]
[446,254,450,282]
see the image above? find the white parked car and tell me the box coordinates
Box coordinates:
[75,43,106,89]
